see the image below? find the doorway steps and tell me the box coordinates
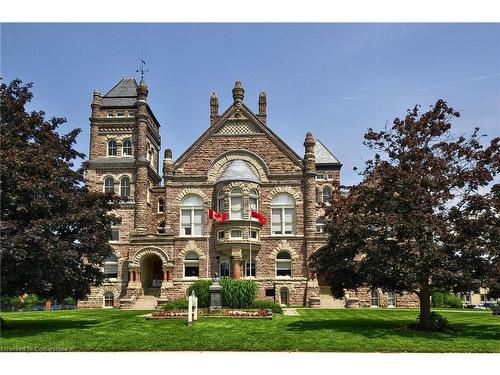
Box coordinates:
[131,295,158,310]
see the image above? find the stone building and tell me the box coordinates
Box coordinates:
[81,77,419,309]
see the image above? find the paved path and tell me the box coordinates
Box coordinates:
[132,296,157,310]
[283,308,300,316]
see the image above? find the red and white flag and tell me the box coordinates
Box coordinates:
[208,208,228,223]
[250,210,267,225]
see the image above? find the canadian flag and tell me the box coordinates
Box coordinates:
[250,210,267,225]
[208,208,228,223]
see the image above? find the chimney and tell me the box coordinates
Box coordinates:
[258,91,267,124]
[210,92,219,125]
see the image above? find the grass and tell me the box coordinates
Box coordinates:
[1,308,499,352]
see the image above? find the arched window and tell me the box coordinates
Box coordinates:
[180,195,203,236]
[103,255,118,279]
[230,188,242,219]
[122,139,132,156]
[120,177,131,198]
[276,251,292,277]
[219,260,230,278]
[157,221,166,234]
[217,190,225,212]
[104,177,114,194]
[316,217,325,233]
[249,189,259,219]
[107,140,117,156]
[271,193,296,235]
[371,290,379,307]
[387,292,396,307]
[158,198,165,213]
[322,186,332,204]
[184,252,199,277]
[103,291,114,308]
[316,187,321,203]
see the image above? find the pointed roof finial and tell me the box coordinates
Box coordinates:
[136,52,148,81]
[232,81,245,102]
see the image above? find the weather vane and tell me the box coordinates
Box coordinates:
[136,52,148,80]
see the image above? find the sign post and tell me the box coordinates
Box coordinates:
[188,290,198,325]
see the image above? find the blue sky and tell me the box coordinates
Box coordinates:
[1,23,499,186]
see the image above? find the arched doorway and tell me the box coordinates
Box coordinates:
[140,254,163,294]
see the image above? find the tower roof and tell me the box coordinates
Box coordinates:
[102,76,138,107]
[217,159,260,184]
[314,139,341,165]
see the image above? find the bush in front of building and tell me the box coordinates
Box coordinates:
[186,280,212,307]
[162,299,189,311]
[220,279,258,308]
[252,300,283,314]
[431,290,464,308]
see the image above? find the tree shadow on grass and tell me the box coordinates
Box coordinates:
[1,319,99,339]
[285,318,500,342]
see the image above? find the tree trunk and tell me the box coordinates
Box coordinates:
[418,288,432,327]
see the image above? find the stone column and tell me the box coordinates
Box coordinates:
[231,248,242,280]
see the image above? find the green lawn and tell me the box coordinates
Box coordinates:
[1,308,499,352]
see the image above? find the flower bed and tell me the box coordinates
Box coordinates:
[146,308,273,320]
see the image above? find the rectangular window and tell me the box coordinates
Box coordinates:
[127,112,135,117]
[230,196,242,219]
[185,266,199,277]
[217,230,225,240]
[193,209,203,236]
[245,261,256,277]
[230,229,243,239]
[110,222,120,242]
[316,174,324,180]
[249,230,258,240]
[265,288,275,297]
[271,208,282,235]
[181,210,192,236]
[284,208,295,235]
[327,173,333,180]
[116,112,125,117]
[107,112,115,117]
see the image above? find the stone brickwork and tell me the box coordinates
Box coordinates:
[81,78,419,310]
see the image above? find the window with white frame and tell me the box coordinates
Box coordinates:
[276,251,292,277]
[122,139,132,156]
[387,292,396,307]
[107,112,115,118]
[103,255,118,278]
[219,260,230,278]
[249,229,258,240]
[158,198,165,213]
[316,217,325,233]
[104,177,114,194]
[230,188,242,219]
[116,112,125,117]
[127,112,135,117]
[316,174,324,180]
[271,193,296,235]
[120,177,131,198]
[244,259,256,277]
[322,186,332,203]
[371,290,379,306]
[110,221,120,242]
[217,190,225,212]
[107,140,117,156]
[230,229,243,239]
[103,292,114,308]
[184,252,199,277]
[327,173,333,180]
[217,230,225,240]
[249,189,259,219]
[180,195,203,236]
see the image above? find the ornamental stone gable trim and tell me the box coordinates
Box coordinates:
[178,240,205,260]
[208,150,269,183]
[131,246,169,267]
[267,186,302,203]
[176,188,210,205]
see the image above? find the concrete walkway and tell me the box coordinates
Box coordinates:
[283,308,300,316]
[131,295,157,310]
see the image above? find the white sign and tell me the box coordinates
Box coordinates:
[188,291,198,323]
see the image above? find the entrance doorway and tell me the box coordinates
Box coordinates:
[141,254,163,294]
[280,287,289,306]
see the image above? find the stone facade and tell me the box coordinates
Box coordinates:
[80,77,419,309]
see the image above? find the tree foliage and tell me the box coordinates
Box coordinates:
[310,99,500,327]
[1,79,119,301]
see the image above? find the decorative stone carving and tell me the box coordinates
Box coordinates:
[207,150,269,183]
[267,186,302,203]
[177,240,205,260]
[268,240,300,260]
[130,246,169,268]
[176,188,210,205]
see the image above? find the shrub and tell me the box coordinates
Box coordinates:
[252,300,283,314]
[416,312,451,331]
[431,290,463,308]
[23,294,44,309]
[162,299,189,311]
[186,280,212,308]
[63,297,76,305]
[220,279,257,308]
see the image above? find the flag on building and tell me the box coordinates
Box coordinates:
[250,210,267,224]
[208,208,228,223]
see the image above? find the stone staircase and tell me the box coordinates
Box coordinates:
[131,295,158,310]
[319,286,345,308]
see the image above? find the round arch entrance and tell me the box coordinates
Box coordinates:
[140,254,163,292]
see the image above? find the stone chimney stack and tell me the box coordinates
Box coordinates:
[210,92,219,125]
[163,148,174,179]
[303,132,317,243]
[89,90,102,160]
[258,91,267,124]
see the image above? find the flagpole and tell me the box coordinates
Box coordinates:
[207,210,210,279]
[249,211,252,278]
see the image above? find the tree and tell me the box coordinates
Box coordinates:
[1,79,119,302]
[309,100,500,328]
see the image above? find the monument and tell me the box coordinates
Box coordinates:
[209,273,223,310]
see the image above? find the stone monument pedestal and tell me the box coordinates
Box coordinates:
[209,283,223,310]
